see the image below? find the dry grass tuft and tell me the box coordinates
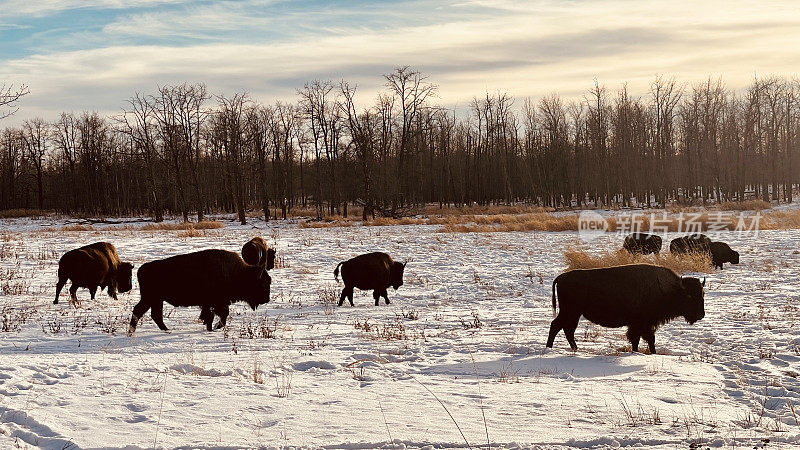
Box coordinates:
[140,220,224,231]
[55,224,96,232]
[177,228,205,237]
[563,247,712,274]
[761,210,800,230]
[439,213,578,232]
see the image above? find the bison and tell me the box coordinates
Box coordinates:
[710,241,740,269]
[546,264,705,353]
[334,252,406,306]
[55,242,134,305]
[242,237,276,270]
[623,233,663,255]
[128,249,270,335]
[669,234,712,254]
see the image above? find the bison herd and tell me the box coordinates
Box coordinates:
[53,231,739,354]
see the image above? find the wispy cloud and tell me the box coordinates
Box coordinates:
[1,0,800,122]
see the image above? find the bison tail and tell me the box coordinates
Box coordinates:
[551,275,560,312]
[333,262,344,283]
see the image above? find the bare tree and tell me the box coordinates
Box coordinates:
[0,83,29,120]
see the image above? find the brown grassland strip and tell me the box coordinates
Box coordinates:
[563,247,713,274]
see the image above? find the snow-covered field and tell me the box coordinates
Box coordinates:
[1,216,800,449]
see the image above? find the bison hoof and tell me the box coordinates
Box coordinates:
[53,299,59,305]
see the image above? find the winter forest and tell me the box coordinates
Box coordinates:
[1,69,799,221]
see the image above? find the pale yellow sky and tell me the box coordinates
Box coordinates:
[1,0,799,122]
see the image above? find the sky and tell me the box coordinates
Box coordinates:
[1,0,799,123]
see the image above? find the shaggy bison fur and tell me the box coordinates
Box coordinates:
[623,233,663,255]
[334,252,406,306]
[546,264,705,353]
[128,249,270,334]
[710,241,740,269]
[242,237,276,270]
[55,242,133,305]
[669,234,712,254]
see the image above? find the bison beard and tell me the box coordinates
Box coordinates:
[334,252,406,306]
[55,242,133,305]
[546,264,705,354]
[127,249,270,335]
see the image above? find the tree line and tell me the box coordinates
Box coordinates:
[1,69,798,222]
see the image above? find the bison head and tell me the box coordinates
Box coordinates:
[266,248,276,271]
[116,262,134,293]
[391,261,406,290]
[244,266,271,310]
[730,249,740,265]
[680,277,705,324]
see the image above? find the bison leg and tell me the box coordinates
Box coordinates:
[89,285,98,300]
[339,286,354,307]
[381,288,390,305]
[150,301,169,331]
[626,328,641,352]
[199,306,214,331]
[373,290,381,306]
[108,284,118,300]
[68,284,80,307]
[54,274,68,305]
[642,329,657,354]
[128,299,152,335]
[562,315,580,351]
[213,304,230,330]
[546,315,562,348]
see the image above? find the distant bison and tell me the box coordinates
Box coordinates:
[547,264,705,354]
[242,237,276,270]
[710,241,739,269]
[669,234,712,254]
[334,252,406,306]
[623,233,663,255]
[55,242,133,305]
[128,249,270,335]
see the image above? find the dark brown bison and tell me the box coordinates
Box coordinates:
[623,233,663,255]
[128,249,270,335]
[242,237,276,270]
[546,264,705,353]
[334,252,406,306]
[710,241,739,269]
[55,242,133,305]
[669,234,712,254]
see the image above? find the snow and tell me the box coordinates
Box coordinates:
[1,216,799,448]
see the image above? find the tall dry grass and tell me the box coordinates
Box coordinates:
[563,247,712,274]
